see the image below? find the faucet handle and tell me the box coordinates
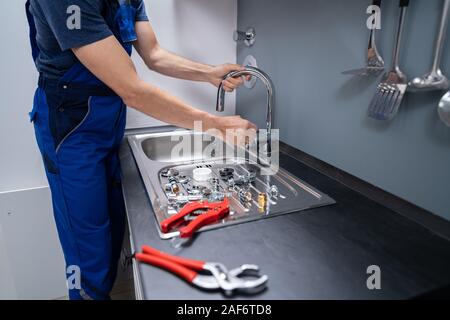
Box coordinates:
[233,27,256,47]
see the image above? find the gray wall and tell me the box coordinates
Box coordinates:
[237,0,450,220]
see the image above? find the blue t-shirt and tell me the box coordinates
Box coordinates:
[29,0,148,79]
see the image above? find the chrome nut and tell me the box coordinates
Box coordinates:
[178,175,190,184]
[269,185,279,198]
[239,189,253,203]
[161,168,179,178]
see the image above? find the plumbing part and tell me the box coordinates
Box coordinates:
[227,177,235,189]
[217,66,274,154]
[178,175,190,184]
[268,185,279,199]
[167,206,178,215]
[233,27,256,47]
[210,177,220,191]
[170,183,180,194]
[409,0,450,92]
[202,188,212,197]
[234,175,246,186]
[342,0,384,76]
[247,169,256,182]
[234,170,257,186]
[219,167,234,178]
[258,193,267,209]
[210,190,226,202]
[168,194,203,204]
[238,189,253,203]
[161,168,179,178]
[168,176,178,183]
[193,167,212,182]
[187,189,201,196]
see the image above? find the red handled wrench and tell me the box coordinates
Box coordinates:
[135,245,268,295]
[161,198,230,238]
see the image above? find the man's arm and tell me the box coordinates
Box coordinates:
[133,21,245,93]
[72,36,256,136]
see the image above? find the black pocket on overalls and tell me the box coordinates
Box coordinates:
[47,92,90,151]
[43,153,59,174]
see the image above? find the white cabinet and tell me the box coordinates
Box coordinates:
[0,187,66,299]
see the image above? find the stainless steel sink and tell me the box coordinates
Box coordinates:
[140,130,227,163]
[128,129,336,239]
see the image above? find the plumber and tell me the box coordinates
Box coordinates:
[26,0,256,300]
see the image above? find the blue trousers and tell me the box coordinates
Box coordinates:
[30,81,127,300]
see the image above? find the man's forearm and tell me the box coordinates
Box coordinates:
[145,46,214,83]
[133,21,213,83]
[125,79,217,130]
[133,21,243,90]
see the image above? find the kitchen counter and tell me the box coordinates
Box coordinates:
[119,127,450,299]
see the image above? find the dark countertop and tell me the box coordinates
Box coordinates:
[119,127,450,299]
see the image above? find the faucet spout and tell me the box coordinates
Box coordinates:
[216,66,274,140]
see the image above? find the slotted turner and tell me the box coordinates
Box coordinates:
[342,0,384,76]
[368,0,409,121]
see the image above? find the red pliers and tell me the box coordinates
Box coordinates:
[135,245,268,295]
[160,198,230,238]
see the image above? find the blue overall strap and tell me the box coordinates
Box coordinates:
[116,0,138,44]
[25,0,40,64]
[118,0,131,7]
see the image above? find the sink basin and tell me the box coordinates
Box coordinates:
[128,129,336,239]
[140,130,227,163]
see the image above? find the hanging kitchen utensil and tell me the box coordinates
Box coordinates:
[342,0,384,76]
[438,91,450,127]
[409,0,450,91]
[368,0,409,121]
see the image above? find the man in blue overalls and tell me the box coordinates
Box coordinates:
[26,0,255,300]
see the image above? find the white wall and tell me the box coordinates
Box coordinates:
[0,1,47,192]
[127,0,237,128]
[0,0,237,299]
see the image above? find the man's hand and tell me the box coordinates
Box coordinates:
[207,64,250,92]
[205,114,258,147]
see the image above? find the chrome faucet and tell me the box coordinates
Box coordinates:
[216,66,274,154]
